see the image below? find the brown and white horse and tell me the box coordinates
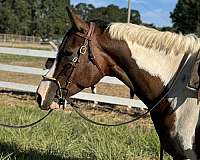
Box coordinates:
[36,7,200,159]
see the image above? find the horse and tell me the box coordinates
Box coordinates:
[36,7,200,159]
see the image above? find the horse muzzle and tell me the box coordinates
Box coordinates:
[36,80,60,110]
[36,92,61,110]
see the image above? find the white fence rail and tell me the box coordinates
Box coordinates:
[0,47,147,109]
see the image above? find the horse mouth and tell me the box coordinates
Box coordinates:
[39,101,60,110]
[49,101,60,109]
[36,93,60,110]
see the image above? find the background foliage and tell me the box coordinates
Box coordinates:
[0,0,70,38]
[170,0,200,36]
[0,0,141,39]
[0,0,200,38]
[74,3,141,24]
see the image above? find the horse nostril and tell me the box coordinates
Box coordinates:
[36,93,42,107]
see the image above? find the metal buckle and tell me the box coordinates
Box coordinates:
[72,57,78,63]
[66,81,71,88]
[59,98,65,106]
[80,45,87,55]
[42,76,57,81]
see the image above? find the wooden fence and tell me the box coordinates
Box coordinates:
[0,34,41,43]
[0,47,147,109]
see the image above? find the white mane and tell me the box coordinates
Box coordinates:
[107,23,200,85]
[108,23,200,55]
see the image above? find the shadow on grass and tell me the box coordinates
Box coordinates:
[0,142,88,160]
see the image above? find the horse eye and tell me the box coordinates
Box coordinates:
[45,58,54,69]
[58,51,70,58]
[66,50,73,56]
[60,50,73,57]
[65,53,72,57]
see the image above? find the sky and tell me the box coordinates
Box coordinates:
[71,0,178,27]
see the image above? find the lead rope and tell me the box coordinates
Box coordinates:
[0,76,63,129]
[160,144,164,160]
[0,109,53,128]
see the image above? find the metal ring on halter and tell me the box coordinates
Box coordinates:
[72,57,78,63]
[80,45,87,55]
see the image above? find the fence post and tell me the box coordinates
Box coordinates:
[127,0,132,23]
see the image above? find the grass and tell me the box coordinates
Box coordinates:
[0,44,171,159]
[0,94,171,160]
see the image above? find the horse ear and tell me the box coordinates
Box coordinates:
[66,6,89,32]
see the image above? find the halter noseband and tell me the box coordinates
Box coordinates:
[43,22,104,107]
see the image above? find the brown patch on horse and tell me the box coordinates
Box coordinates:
[98,30,177,155]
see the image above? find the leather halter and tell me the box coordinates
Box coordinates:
[43,22,104,106]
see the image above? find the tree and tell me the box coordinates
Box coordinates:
[74,4,141,24]
[0,0,31,35]
[170,0,200,36]
[74,3,95,20]
[0,0,70,38]
[33,0,70,38]
[0,1,141,38]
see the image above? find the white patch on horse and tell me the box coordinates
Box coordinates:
[175,97,200,150]
[127,42,184,85]
[37,57,58,106]
[168,73,200,157]
[47,58,57,77]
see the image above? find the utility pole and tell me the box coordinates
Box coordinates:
[127,0,132,23]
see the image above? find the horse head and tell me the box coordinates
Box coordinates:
[36,7,133,110]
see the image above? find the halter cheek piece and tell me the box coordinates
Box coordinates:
[43,22,104,108]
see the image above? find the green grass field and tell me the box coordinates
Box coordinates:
[0,94,171,160]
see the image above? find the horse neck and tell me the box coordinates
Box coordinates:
[99,35,185,106]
